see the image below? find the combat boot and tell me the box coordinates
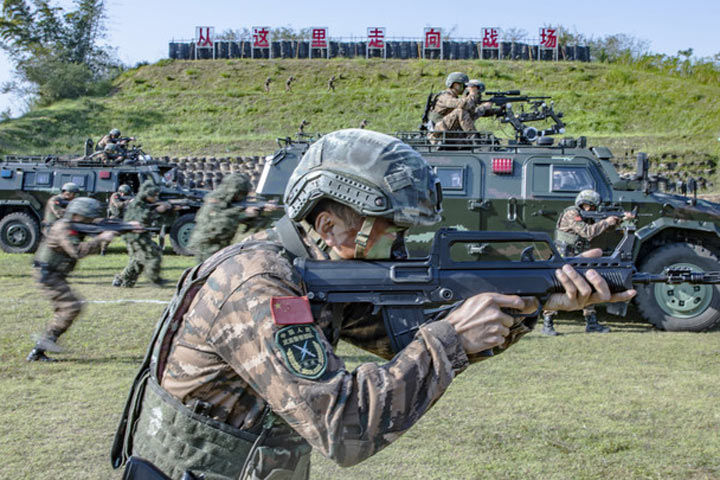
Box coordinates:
[112,277,122,287]
[541,312,558,336]
[33,334,62,352]
[26,348,56,362]
[585,312,611,333]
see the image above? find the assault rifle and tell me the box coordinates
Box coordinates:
[294,228,720,353]
[167,196,277,211]
[483,90,551,108]
[69,219,160,235]
[419,88,436,132]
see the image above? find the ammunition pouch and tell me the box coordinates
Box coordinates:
[32,261,56,283]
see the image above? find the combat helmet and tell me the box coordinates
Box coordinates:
[138,180,161,199]
[65,197,104,219]
[445,72,469,88]
[284,128,442,229]
[118,184,132,195]
[466,79,486,93]
[109,128,121,137]
[62,182,79,193]
[575,189,601,208]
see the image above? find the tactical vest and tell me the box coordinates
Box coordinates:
[112,232,312,480]
[554,206,590,256]
[34,221,81,274]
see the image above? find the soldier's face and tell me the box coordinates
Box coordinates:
[451,83,465,95]
[316,212,404,260]
[63,192,76,200]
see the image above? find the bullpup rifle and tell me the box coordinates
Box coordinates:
[69,219,160,235]
[294,228,720,353]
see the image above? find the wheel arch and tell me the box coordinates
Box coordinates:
[634,218,720,263]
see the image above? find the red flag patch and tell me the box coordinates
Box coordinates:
[574,216,582,221]
[271,296,314,325]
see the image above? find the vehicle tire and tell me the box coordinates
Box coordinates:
[0,212,41,254]
[169,213,196,256]
[635,242,720,331]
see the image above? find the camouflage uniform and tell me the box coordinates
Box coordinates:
[114,225,469,479]
[43,194,69,227]
[113,183,170,287]
[542,205,617,334]
[96,133,115,151]
[327,75,336,91]
[428,89,479,140]
[108,192,133,219]
[29,218,104,360]
[186,173,258,263]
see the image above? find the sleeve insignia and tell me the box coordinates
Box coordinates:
[271,296,314,325]
[574,216,582,221]
[275,324,327,379]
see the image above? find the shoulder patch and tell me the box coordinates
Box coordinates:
[574,216,583,221]
[275,324,327,379]
[68,230,79,236]
[271,296,313,325]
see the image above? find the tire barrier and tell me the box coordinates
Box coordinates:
[170,41,590,62]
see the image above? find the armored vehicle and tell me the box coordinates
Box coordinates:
[0,155,203,255]
[256,99,720,333]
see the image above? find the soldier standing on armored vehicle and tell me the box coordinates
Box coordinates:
[428,72,492,143]
[112,181,179,288]
[542,189,636,335]
[43,182,79,233]
[27,198,120,362]
[187,172,277,263]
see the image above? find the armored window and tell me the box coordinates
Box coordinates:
[71,175,87,188]
[36,172,52,185]
[435,167,465,191]
[551,166,594,192]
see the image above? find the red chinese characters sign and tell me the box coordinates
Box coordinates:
[252,26,270,48]
[311,27,328,48]
[482,28,499,48]
[424,27,441,49]
[195,26,214,47]
[367,27,385,49]
[539,28,558,49]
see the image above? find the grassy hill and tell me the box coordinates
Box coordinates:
[0,58,719,162]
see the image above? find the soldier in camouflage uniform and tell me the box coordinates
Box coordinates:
[542,189,635,335]
[112,129,634,479]
[43,182,79,232]
[108,184,134,219]
[428,72,492,143]
[112,181,177,288]
[96,128,135,151]
[27,198,118,362]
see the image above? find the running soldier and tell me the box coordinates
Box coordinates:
[27,198,119,362]
[187,172,276,263]
[113,129,635,479]
[112,181,178,288]
[542,189,635,335]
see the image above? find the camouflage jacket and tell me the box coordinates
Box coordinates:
[34,218,103,274]
[431,89,478,118]
[187,198,253,253]
[43,194,68,225]
[122,197,171,240]
[555,206,614,253]
[108,192,133,218]
[96,134,114,150]
[160,226,469,467]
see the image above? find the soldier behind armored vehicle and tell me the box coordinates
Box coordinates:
[542,189,636,335]
[43,182,79,234]
[27,198,120,362]
[96,128,135,151]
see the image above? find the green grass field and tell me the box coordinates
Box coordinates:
[1,59,719,161]
[1,243,718,479]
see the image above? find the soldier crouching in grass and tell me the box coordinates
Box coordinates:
[112,129,636,479]
[27,198,119,362]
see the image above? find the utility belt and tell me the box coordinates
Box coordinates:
[32,261,61,283]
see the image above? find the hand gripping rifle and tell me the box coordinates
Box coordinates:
[294,228,720,354]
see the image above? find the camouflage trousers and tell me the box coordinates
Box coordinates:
[114,233,162,287]
[33,269,83,340]
[429,108,476,142]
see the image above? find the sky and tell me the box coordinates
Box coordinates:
[1,0,719,116]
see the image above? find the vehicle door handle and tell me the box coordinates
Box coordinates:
[467,243,488,255]
[468,199,490,211]
[507,197,518,222]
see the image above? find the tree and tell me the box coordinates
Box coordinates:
[0,0,119,107]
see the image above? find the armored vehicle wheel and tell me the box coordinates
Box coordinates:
[0,212,41,254]
[635,243,720,331]
[169,213,195,256]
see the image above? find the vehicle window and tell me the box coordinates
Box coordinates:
[435,167,464,191]
[36,172,52,185]
[551,166,594,192]
[71,175,87,188]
